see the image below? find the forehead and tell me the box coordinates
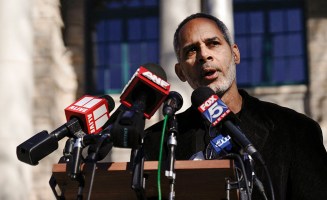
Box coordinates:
[178,17,224,45]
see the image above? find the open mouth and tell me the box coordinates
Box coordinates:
[202,69,218,79]
[204,70,215,76]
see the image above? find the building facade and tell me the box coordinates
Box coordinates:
[0,0,326,199]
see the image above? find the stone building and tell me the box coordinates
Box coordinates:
[0,0,326,199]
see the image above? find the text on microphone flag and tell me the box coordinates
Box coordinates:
[65,95,110,134]
[120,66,171,119]
[141,69,170,90]
[198,94,231,126]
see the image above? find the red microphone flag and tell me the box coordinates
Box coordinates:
[64,95,110,134]
[120,66,170,119]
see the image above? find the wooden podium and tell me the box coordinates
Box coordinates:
[50,160,237,200]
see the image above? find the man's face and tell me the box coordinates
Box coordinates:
[175,17,240,95]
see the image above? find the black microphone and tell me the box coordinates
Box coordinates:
[86,125,113,162]
[111,63,170,148]
[16,95,115,165]
[163,91,183,116]
[191,87,264,164]
[161,91,183,184]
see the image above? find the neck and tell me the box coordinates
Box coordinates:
[220,82,242,114]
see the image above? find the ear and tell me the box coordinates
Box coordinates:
[232,44,241,64]
[175,63,187,82]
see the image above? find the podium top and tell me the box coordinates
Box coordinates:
[51,160,237,200]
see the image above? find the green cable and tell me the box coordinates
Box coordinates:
[157,115,169,200]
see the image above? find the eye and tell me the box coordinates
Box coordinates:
[188,47,197,53]
[208,40,220,48]
[184,46,197,57]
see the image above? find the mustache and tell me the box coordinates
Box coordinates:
[201,64,221,72]
[200,64,221,77]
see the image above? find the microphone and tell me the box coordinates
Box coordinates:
[65,95,115,134]
[120,63,170,119]
[163,91,183,116]
[86,125,113,162]
[111,63,170,148]
[16,95,115,165]
[161,91,183,184]
[191,87,264,163]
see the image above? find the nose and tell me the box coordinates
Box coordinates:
[197,46,213,63]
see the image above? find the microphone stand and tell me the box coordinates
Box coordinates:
[130,145,146,200]
[53,134,112,200]
[49,137,76,199]
[68,137,85,200]
[49,137,86,200]
[165,115,178,200]
[114,108,147,200]
[84,133,111,200]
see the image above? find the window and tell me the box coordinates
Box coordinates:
[90,0,159,94]
[233,0,307,87]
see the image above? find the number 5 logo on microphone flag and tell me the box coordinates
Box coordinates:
[198,94,231,126]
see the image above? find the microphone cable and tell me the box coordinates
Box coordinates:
[262,162,275,200]
[245,150,275,200]
[206,125,251,199]
[157,115,169,200]
[84,134,110,200]
[222,153,252,200]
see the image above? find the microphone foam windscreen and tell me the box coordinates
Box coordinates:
[100,95,115,111]
[141,63,167,81]
[191,86,215,108]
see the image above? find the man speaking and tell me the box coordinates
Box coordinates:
[143,13,327,200]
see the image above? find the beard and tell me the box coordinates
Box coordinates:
[208,58,236,96]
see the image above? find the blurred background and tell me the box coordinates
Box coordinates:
[1,0,326,199]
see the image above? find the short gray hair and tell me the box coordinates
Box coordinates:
[173,13,233,61]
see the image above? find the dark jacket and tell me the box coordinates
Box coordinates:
[143,89,327,200]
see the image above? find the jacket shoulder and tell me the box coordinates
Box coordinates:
[240,89,322,135]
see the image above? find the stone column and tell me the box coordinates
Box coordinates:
[202,0,234,40]
[307,0,327,148]
[31,0,77,199]
[158,0,201,117]
[0,0,34,199]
